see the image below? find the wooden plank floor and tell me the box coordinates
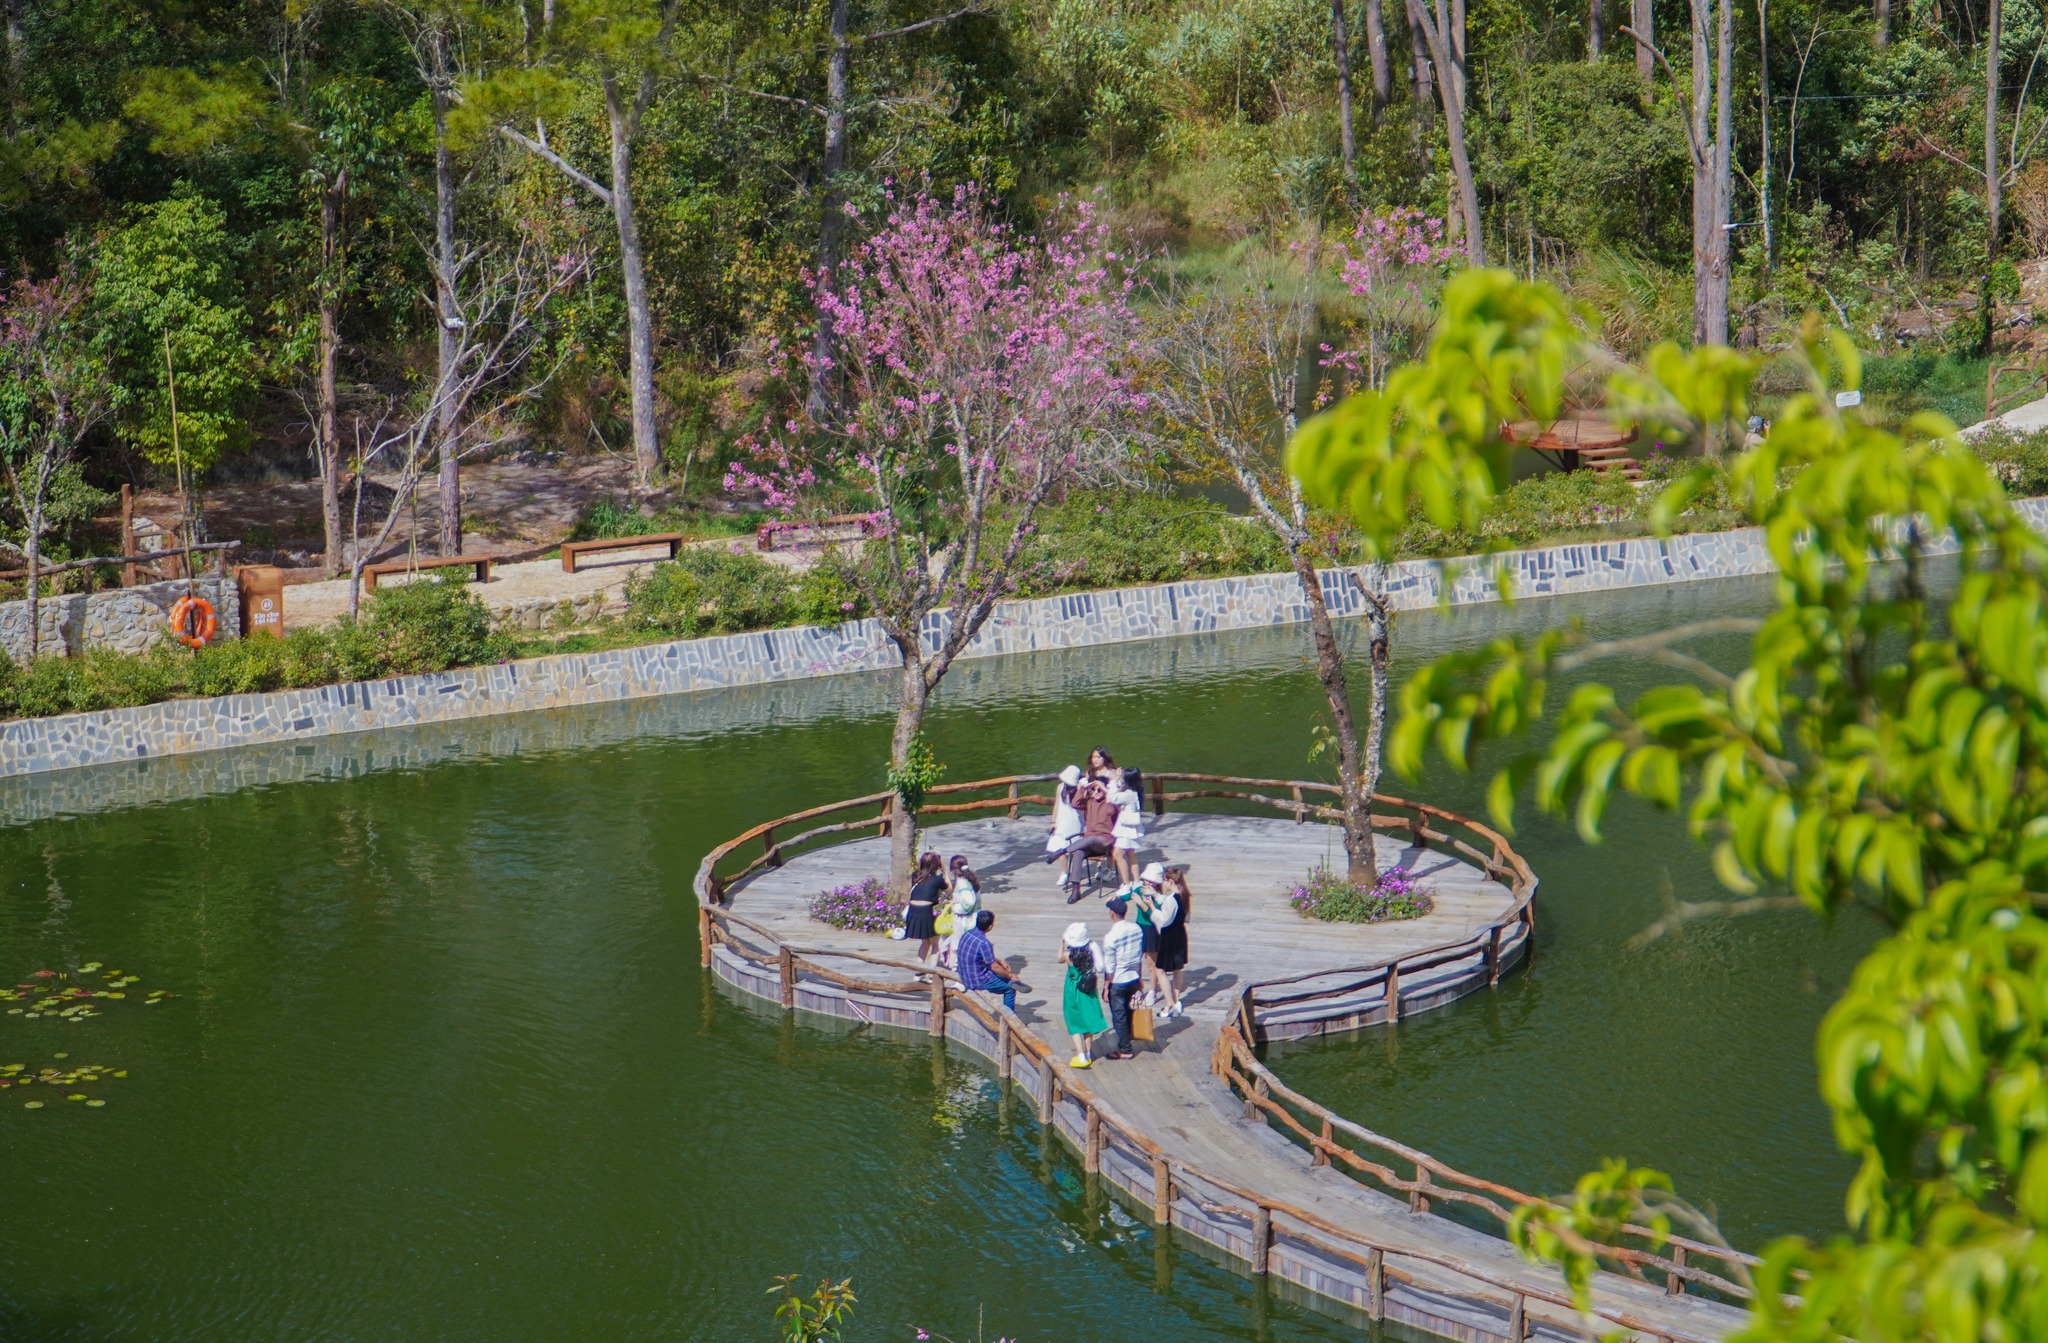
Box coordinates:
[725,814,1747,1342]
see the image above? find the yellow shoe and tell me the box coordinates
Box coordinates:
[1070,1055,1092,1069]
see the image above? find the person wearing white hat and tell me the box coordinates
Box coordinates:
[1056,920,1109,1067]
[1046,765,1086,892]
[1131,862,1182,1020]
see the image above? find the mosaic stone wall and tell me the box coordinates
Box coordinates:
[0,575,240,663]
[9,507,2033,782]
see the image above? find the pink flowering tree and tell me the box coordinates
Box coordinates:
[733,186,1146,886]
[0,268,113,661]
[1145,219,1452,889]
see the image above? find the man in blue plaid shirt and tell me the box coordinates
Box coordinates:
[955,910,1024,1012]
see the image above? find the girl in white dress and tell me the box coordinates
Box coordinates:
[1109,768,1144,884]
[1047,765,1085,891]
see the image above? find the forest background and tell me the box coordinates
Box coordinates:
[6,0,2046,583]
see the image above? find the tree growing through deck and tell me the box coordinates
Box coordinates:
[731,186,1146,889]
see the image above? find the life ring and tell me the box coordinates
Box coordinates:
[168,595,215,649]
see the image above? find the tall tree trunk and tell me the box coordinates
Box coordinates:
[1359,582,1390,812]
[1690,0,1716,347]
[429,30,462,558]
[1287,547,1378,887]
[808,0,851,421]
[23,492,40,659]
[603,73,661,487]
[888,648,929,893]
[1589,0,1604,57]
[1988,0,2003,261]
[1333,0,1359,194]
[1412,0,1485,263]
[1758,0,1774,269]
[1365,0,1392,113]
[1874,0,1890,45]
[1710,0,1733,341]
[1634,0,1655,81]
[318,171,347,577]
[1409,6,1434,140]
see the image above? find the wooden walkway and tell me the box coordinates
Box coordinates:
[702,796,1751,1343]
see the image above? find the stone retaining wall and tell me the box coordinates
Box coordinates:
[0,575,240,663]
[8,506,2036,782]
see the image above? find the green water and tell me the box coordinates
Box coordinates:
[0,578,1872,1341]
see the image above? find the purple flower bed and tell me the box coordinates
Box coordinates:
[1287,864,1434,923]
[809,877,898,934]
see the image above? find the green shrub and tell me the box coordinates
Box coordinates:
[1016,491,1288,592]
[1967,426,2048,496]
[791,563,867,625]
[360,571,506,674]
[624,547,794,637]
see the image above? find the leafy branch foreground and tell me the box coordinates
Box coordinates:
[1289,268,2048,1341]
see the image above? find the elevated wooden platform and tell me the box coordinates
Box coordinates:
[1503,418,1644,480]
[697,779,1752,1343]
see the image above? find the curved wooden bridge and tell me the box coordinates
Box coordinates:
[694,774,1754,1343]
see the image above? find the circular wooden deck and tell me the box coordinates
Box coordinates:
[697,780,1750,1343]
[721,812,1519,1026]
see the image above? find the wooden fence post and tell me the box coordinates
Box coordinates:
[762,825,780,868]
[997,1013,1012,1081]
[1409,1165,1431,1214]
[1313,1116,1332,1167]
[1084,1101,1102,1173]
[1151,774,1166,819]
[1507,1293,1526,1342]
[1385,963,1402,1024]
[1249,1205,1271,1275]
[1039,1056,1056,1125]
[1290,785,1305,823]
[1666,1244,1687,1296]
[119,484,137,588]
[698,907,713,969]
[928,977,947,1037]
[1246,1073,1268,1122]
[1151,1156,1172,1226]
[1486,924,1503,986]
[1007,781,1020,819]
[1366,1247,1385,1320]
[778,947,795,1009]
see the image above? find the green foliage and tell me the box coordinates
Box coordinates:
[767,1274,856,1343]
[790,564,867,625]
[1015,491,1289,591]
[622,547,794,637]
[354,572,506,675]
[886,732,945,813]
[1291,270,2048,1341]
[1285,863,1434,923]
[1968,426,2048,496]
[91,190,258,474]
[1399,467,1649,556]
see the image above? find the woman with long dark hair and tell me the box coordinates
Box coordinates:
[901,852,946,966]
[1058,921,1109,1067]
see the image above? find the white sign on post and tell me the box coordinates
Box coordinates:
[1835,389,1863,409]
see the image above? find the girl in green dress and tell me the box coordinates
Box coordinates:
[1059,922,1110,1068]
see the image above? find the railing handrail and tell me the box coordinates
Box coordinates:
[690,773,1751,1333]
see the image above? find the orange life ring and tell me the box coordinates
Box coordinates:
[168,595,215,649]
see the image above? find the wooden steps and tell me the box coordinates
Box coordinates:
[1575,444,1643,479]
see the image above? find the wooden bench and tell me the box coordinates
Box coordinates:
[558,531,686,573]
[361,553,493,591]
[756,513,885,552]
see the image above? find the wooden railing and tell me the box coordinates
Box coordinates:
[691,774,1752,1338]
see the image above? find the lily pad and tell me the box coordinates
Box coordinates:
[22,1100,41,1109]
[84,1099,105,1107]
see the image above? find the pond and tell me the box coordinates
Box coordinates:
[0,575,1873,1342]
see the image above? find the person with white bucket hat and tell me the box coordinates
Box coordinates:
[1057,920,1109,1067]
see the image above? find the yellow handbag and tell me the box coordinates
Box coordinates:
[934,908,955,936]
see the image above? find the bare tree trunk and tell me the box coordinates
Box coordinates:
[1411,0,1485,263]
[1758,0,1774,268]
[1359,581,1390,809]
[1874,0,1889,45]
[1988,0,2003,261]
[23,493,41,659]
[1288,547,1378,886]
[888,647,929,893]
[1333,0,1359,194]
[1690,0,1715,347]
[808,0,851,421]
[318,171,347,576]
[1409,6,1434,140]
[428,30,462,558]
[1589,0,1604,57]
[603,73,662,487]
[1634,0,1654,81]
[1711,0,1733,339]
[1364,0,1392,113]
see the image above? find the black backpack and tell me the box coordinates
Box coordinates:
[1071,945,1098,997]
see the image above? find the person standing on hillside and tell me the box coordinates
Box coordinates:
[1101,895,1146,1060]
